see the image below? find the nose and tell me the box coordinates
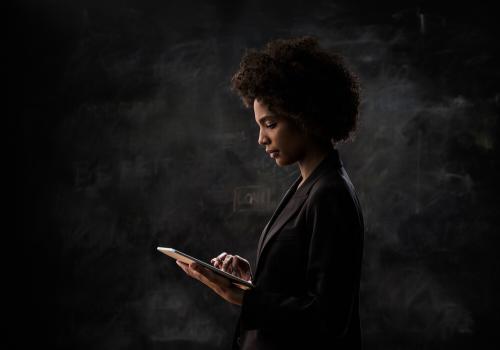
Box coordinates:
[258,128,270,146]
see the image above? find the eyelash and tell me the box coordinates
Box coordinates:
[265,123,277,129]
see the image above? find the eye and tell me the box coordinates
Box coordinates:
[265,122,277,129]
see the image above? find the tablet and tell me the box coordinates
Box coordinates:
[157,247,255,290]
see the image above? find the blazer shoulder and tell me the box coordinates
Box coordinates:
[306,167,361,213]
[308,167,349,198]
[304,165,365,246]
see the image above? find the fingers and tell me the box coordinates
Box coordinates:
[211,252,234,273]
[210,253,250,275]
[232,257,240,278]
[176,260,190,274]
[176,260,193,272]
[176,260,245,305]
[210,253,250,277]
[234,255,252,281]
[234,255,249,264]
[176,260,205,279]
[211,252,227,269]
[176,260,230,290]
[217,252,228,259]
[221,254,233,273]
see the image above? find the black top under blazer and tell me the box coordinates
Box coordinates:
[232,146,365,350]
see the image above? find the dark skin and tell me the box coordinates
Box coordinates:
[176,252,252,306]
[176,98,330,305]
[253,98,330,185]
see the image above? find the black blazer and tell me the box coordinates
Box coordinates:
[232,146,364,350]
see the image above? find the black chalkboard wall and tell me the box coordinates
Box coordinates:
[11,0,499,349]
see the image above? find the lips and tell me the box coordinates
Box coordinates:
[266,150,280,158]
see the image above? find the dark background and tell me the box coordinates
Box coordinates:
[10,0,499,349]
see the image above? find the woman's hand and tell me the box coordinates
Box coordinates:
[210,252,253,282]
[176,260,245,306]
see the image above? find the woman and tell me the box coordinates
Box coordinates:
[176,36,364,349]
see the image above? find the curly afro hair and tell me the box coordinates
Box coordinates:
[230,36,360,145]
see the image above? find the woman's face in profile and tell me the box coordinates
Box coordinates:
[253,98,307,166]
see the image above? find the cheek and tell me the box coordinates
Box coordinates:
[275,132,305,163]
[280,128,304,151]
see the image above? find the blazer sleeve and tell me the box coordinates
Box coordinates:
[239,186,360,336]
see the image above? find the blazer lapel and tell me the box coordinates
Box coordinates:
[256,175,302,263]
[255,191,308,271]
[254,147,343,274]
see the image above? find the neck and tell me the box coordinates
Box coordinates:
[297,143,331,187]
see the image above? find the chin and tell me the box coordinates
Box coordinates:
[275,156,293,166]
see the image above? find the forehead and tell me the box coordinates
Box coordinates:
[253,99,274,121]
